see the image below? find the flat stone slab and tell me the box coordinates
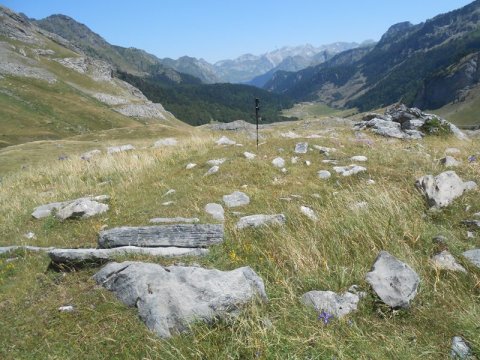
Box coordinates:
[416,171,476,208]
[93,262,268,338]
[223,191,250,208]
[236,214,286,230]
[365,251,420,309]
[463,249,480,268]
[301,290,360,318]
[149,217,200,224]
[49,246,208,266]
[98,224,224,248]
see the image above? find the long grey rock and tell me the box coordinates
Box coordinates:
[149,217,200,224]
[93,262,268,338]
[49,246,208,266]
[365,251,420,309]
[415,171,476,208]
[236,214,286,230]
[98,224,224,248]
[463,249,480,268]
[301,290,360,318]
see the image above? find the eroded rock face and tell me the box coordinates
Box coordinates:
[301,290,360,318]
[415,171,476,208]
[365,251,420,309]
[93,262,268,338]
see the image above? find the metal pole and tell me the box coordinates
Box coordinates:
[255,98,260,149]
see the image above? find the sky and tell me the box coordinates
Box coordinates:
[2,0,475,63]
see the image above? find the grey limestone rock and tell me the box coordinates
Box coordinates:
[204,165,219,176]
[451,336,472,359]
[440,156,461,167]
[294,142,308,154]
[300,206,318,221]
[301,290,360,318]
[223,191,250,208]
[80,149,101,161]
[430,251,467,273]
[32,195,109,219]
[206,158,226,166]
[154,138,177,147]
[55,198,109,220]
[107,144,135,154]
[93,262,268,338]
[244,152,256,160]
[49,246,208,267]
[415,171,476,208]
[98,224,224,249]
[350,155,367,162]
[204,203,224,221]
[365,251,420,309]
[215,136,236,145]
[463,249,480,268]
[333,165,367,177]
[236,214,286,230]
[272,157,285,168]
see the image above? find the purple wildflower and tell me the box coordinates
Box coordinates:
[468,155,477,163]
[318,310,334,324]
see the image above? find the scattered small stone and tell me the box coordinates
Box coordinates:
[300,206,318,221]
[24,232,36,240]
[80,149,101,161]
[163,189,176,197]
[301,290,360,318]
[333,165,367,177]
[272,157,285,168]
[186,163,197,170]
[366,179,376,185]
[204,166,219,176]
[430,251,467,273]
[281,131,300,139]
[445,148,461,155]
[58,305,74,312]
[161,201,175,206]
[107,144,135,154]
[432,235,448,245]
[291,156,299,164]
[244,152,256,160]
[215,136,236,145]
[154,138,177,147]
[204,203,224,221]
[236,214,286,230]
[281,168,288,173]
[294,142,308,154]
[223,191,250,208]
[305,160,311,166]
[451,336,472,359]
[467,231,475,239]
[365,251,420,309]
[311,193,321,199]
[322,160,338,164]
[313,146,336,155]
[350,156,367,162]
[207,158,226,166]
[350,201,368,211]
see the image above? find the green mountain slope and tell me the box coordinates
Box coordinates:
[265,0,480,117]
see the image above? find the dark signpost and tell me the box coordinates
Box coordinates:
[255,98,260,149]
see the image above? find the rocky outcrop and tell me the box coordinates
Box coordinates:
[354,104,467,140]
[93,262,268,338]
[415,171,477,208]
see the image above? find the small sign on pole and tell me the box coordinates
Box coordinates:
[255,98,260,149]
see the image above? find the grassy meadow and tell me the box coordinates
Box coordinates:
[0,121,479,359]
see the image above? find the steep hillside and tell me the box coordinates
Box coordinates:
[158,56,221,84]
[0,6,180,147]
[265,1,480,116]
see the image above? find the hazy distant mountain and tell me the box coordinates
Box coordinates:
[213,42,359,83]
[158,56,221,84]
[264,0,480,112]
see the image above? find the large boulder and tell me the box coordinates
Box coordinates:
[301,290,360,318]
[415,171,476,208]
[93,262,268,338]
[365,251,420,309]
[98,224,224,248]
